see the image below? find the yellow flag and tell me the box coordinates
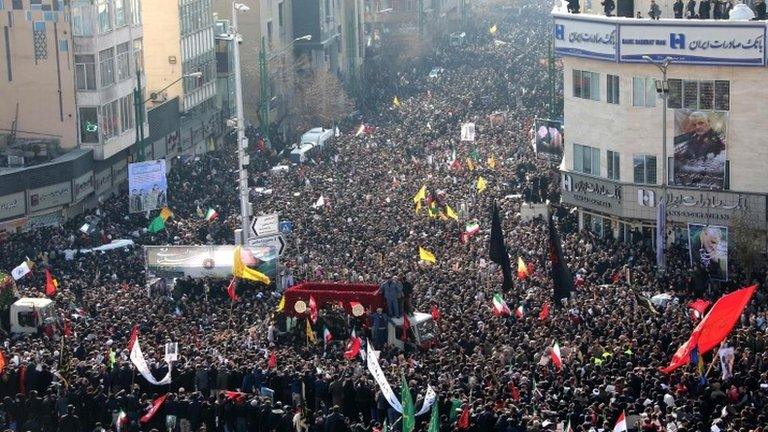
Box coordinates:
[466,158,475,171]
[159,207,174,221]
[419,247,436,263]
[412,185,427,203]
[445,205,458,221]
[306,319,316,344]
[276,296,285,312]
[489,24,497,34]
[415,200,422,214]
[393,96,401,107]
[487,156,496,169]
[477,177,488,193]
[233,246,271,285]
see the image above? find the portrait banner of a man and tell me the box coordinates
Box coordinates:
[673,110,728,189]
[128,159,169,213]
[534,118,563,161]
[688,223,728,281]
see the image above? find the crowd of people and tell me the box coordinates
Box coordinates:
[571,0,768,20]
[0,0,767,431]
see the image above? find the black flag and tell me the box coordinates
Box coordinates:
[489,202,513,291]
[548,213,573,306]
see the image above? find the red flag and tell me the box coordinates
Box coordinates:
[224,391,246,402]
[44,269,58,297]
[226,277,239,302]
[661,285,756,374]
[62,318,72,337]
[344,337,361,360]
[0,351,6,375]
[430,304,440,321]
[127,325,139,351]
[538,303,550,321]
[401,314,411,342]
[688,299,712,320]
[457,405,470,429]
[268,352,277,369]
[140,394,168,424]
[611,270,623,285]
[309,295,318,323]
[509,382,520,401]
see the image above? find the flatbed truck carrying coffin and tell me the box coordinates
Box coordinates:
[280,282,436,350]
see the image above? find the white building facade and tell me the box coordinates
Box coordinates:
[553,10,768,249]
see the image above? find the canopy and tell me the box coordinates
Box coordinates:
[282,282,384,317]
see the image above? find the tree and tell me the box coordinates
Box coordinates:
[730,211,766,280]
[286,65,354,137]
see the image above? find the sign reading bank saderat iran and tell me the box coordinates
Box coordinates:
[553,18,617,61]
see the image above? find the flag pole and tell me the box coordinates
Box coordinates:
[704,341,725,378]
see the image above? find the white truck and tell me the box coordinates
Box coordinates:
[10,298,55,334]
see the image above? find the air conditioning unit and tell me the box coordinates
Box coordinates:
[150,91,168,102]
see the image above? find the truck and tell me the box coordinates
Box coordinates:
[10,297,55,334]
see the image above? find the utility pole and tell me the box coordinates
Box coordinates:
[347,3,357,102]
[259,36,270,148]
[548,38,556,120]
[461,0,467,29]
[133,70,146,161]
[419,0,424,36]
[232,2,252,243]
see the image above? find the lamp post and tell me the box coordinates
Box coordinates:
[134,71,203,162]
[643,55,672,273]
[258,34,312,148]
[232,2,251,242]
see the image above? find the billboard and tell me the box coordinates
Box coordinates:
[688,223,728,281]
[144,245,277,283]
[535,119,564,160]
[553,17,617,61]
[619,24,765,66]
[128,160,168,213]
[673,110,728,189]
[0,192,26,221]
[28,182,72,213]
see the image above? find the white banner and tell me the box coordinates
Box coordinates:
[366,342,403,412]
[460,123,476,142]
[414,385,437,416]
[11,262,31,280]
[130,338,172,386]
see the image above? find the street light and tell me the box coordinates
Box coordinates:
[258,34,312,147]
[232,1,251,243]
[643,55,673,273]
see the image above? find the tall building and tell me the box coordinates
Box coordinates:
[552,4,768,255]
[0,0,146,161]
[142,0,219,156]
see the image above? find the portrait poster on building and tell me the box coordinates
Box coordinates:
[534,119,564,160]
[128,160,168,213]
[688,223,728,281]
[673,110,728,189]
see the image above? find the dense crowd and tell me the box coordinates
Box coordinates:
[0,1,767,431]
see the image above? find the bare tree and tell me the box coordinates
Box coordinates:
[286,65,354,137]
[730,211,766,279]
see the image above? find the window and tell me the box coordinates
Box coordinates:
[75,55,96,90]
[633,155,657,184]
[97,0,111,33]
[99,48,115,87]
[572,70,599,101]
[607,150,620,180]
[573,144,600,176]
[120,94,134,133]
[114,0,126,27]
[267,20,273,45]
[130,0,141,25]
[278,1,284,27]
[607,74,620,104]
[632,77,656,107]
[79,107,99,143]
[99,100,119,139]
[668,79,730,111]
[133,38,144,72]
[116,42,131,81]
[71,1,94,36]
[59,40,68,52]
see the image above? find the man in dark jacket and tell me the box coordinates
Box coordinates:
[699,0,711,18]
[602,0,616,16]
[674,0,685,17]
[686,0,698,17]
[323,406,350,432]
[756,0,767,20]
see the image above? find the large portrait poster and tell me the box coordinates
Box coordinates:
[688,223,728,281]
[673,110,728,189]
[128,160,168,213]
[534,119,564,160]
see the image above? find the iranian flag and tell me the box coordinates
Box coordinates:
[205,208,219,222]
[323,327,333,346]
[116,410,128,432]
[613,411,627,432]
[460,221,480,243]
[515,304,524,319]
[551,341,562,370]
[492,293,511,317]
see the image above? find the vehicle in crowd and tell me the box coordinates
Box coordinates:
[449,31,466,47]
[10,297,54,334]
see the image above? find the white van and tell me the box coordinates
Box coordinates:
[289,143,319,164]
[10,298,55,334]
[300,128,334,149]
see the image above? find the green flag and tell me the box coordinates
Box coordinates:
[148,215,166,233]
[470,147,480,161]
[400,375,415,432]
[108,349,116,369]
[428,400,439,432]
[449,399,462,423]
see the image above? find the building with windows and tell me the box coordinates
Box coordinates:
[0,0,146,161]
[553,6,768,251]
[142,0,220,157]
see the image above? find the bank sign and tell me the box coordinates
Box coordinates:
[553,14,766,67]
[553,17,617,61]
[619,24,765,66]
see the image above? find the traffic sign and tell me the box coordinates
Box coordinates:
[279,220,294,233]
[247,234,286,256]
[251,213,279,237]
